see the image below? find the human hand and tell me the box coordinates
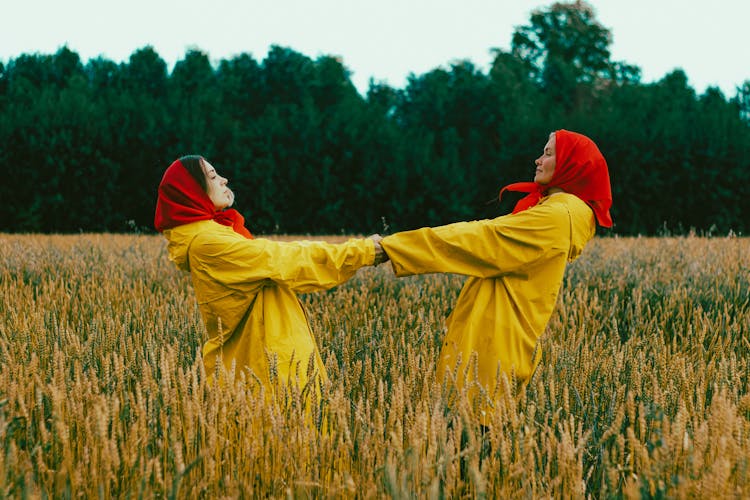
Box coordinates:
[367,234,389,265]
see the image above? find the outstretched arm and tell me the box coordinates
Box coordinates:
[380,203,569,279]
[190,231,378,293]
[370,233,389,265]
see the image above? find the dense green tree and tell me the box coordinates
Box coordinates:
[396,61,511,226]
[216,53,265,118]
[170,49,220,154]
[123,46,168,98]
[512,1,610,79]
[0,61,6,97]
[263,45,316,107]
[509,0,638,121]
[108,47,172,228]
[0,1,747,235]
[737,80,750,123]
[487,50,549,214]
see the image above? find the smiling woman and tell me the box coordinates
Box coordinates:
[534,132,556,185]
[178,155,235,209]
[153,155,386,403]
[380,130,613,425]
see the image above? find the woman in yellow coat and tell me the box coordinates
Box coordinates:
[380,130,613,421]
[154,155,386,397]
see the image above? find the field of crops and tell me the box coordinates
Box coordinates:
[0,233,748,498]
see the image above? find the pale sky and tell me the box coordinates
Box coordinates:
[2,0,748,98]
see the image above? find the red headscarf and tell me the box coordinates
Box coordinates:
[154,159,254,238]
[499,130,613,227]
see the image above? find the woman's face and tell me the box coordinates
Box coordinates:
[534,134,556,185]
[201,160,235,210]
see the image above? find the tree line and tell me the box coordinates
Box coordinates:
[1,1,748,236]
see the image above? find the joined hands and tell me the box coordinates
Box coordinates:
[368,234,389,265]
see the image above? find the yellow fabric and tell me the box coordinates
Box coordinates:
[163,220,375,396]
[380,193,595,418]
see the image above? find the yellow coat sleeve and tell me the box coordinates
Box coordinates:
[381,202,570,279]
[190,230,375,293]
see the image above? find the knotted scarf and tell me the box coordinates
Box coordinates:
[154,159,254,238]
[500,130,613,227]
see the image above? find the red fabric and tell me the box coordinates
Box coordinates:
[499,130,613,227]
[154,159,253,238]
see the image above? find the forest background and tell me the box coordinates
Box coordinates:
[1,1,748,236]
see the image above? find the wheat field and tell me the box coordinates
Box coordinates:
[0,233,748,498]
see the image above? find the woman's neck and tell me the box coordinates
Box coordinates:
[546,187,564,196]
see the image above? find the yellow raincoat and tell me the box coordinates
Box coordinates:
[381,192,595,416]
[163,220,375,393]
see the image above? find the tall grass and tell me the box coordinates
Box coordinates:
[0,233,748,497]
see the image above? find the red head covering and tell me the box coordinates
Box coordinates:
[154,159,253,238]
[499,130,613,227]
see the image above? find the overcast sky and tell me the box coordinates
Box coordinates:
[2,0,747,97]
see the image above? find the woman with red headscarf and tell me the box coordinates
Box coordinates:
[154,155,386,397]
[380,130,612,422]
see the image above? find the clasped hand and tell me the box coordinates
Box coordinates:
[367,234,389,265]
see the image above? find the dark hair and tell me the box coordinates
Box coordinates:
[179,155,208,191]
